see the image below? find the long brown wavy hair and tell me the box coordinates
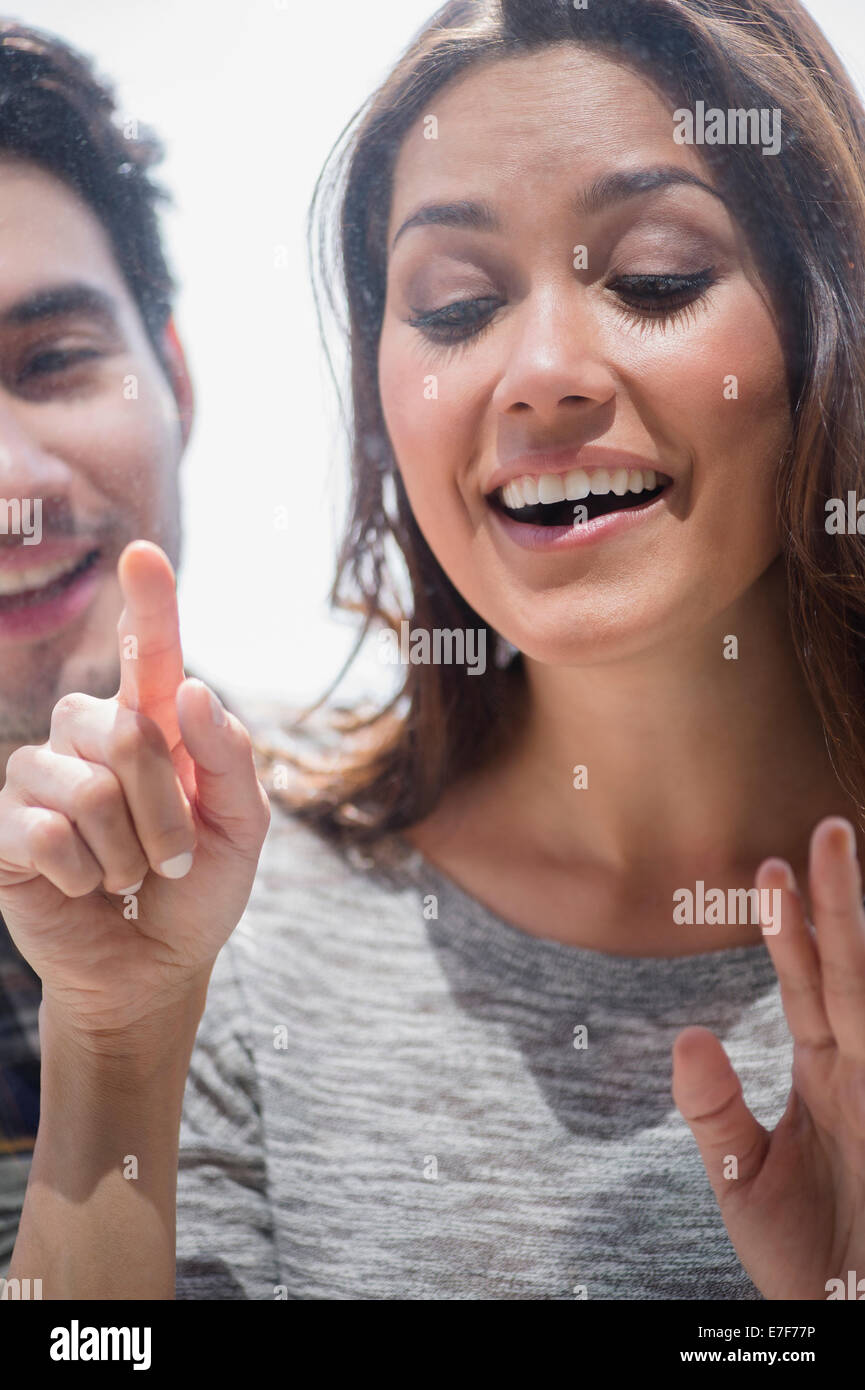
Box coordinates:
[257,0,865,848]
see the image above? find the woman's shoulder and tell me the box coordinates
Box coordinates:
[230,791,427,965]
[258,797,413,887]
[232,693,423,907]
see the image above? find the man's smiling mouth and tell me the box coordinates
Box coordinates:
[490,466,670,526]
[0,548,102,609]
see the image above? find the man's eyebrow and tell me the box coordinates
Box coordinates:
[0,283,120,328]
[389,166,725,256]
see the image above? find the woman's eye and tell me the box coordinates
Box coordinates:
[406,271,716,347]
[407,296,500,345]
[610,269,717,318]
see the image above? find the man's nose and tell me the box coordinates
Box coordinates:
[0,394,76,501]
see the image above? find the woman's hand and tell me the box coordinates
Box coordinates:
[0,538,271,1045]
[673,815,865,1300]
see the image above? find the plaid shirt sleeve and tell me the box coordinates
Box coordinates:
[0,912,41,1274]
[0,913,41,1151]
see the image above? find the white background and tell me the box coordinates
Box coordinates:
[5,0,864,711]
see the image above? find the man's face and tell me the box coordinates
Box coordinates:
[0,156,189,757]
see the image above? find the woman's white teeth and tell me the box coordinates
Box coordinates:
[611,469,629,496]
[537,474,564,504]
[0,555,88,596]
[501,468,661,509]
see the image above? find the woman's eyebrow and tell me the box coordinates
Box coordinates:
[389,165,726,257]
[390,198,499,256]
[576,164,726,214]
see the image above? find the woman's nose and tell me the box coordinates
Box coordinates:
[491,285,616,422]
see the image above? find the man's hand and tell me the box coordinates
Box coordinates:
[0,539,270,1043]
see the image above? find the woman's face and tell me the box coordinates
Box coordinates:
[378,45,792,665]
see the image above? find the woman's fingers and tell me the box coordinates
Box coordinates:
[755,857,833,1050]
[807,817,865,1060]
[4,744,149,895]
[47,693,196,880]
[672,1026,769,1197]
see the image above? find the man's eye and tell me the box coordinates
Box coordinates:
[408,296,500,345]
[19,347,102,382]
[610,269,717,317]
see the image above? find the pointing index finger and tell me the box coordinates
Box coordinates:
[116,541,185,750]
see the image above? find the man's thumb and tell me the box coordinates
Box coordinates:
[174,678,270,854]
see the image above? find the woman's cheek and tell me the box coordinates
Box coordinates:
[622,311,789,482]
[380,341,460,507]
[700,342,788,532]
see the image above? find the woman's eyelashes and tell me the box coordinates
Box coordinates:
[407,295,500,348]
[406,268,718,348]
[609,269,718,327]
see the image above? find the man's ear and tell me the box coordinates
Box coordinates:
[161,316,195,449]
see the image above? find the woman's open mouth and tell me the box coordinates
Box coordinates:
[487,464,671,550]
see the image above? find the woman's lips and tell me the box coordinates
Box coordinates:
[487,484,669,551]
[0,546,103,642]
[485,448,668,497]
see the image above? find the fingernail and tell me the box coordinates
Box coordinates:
[158,851,193,879]
[117,879,144,895]
[207,686,227,726]
[834,819,857,859]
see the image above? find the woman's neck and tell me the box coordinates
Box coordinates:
[407,563,858,954]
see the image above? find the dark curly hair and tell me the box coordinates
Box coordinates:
[0,19,175,360]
